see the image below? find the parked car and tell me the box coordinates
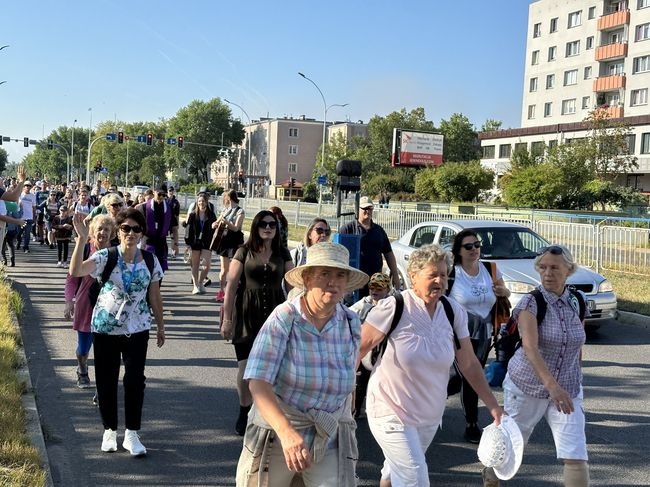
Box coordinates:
[131,185,150,195]
[390,219,617,330]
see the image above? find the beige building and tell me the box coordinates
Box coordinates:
[480,0,650,194]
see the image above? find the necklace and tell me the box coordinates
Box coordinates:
[302,295,334,321]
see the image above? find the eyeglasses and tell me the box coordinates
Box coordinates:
[119,224,143,234]
[461,241,482,250]
[111,203,124,208]
[537,245,564,256]
[361,207,374,213]
[314,227,331,236]
[258,220,277,229]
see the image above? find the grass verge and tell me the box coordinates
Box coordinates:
[0,271,47,487]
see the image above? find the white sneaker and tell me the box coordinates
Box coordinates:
[198,284,206,294]
[123,429,147,456]
[101,429,117,452]
[57,261,63,268]
[192,285,200,295]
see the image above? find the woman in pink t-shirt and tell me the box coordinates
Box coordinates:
[359,244,503,487]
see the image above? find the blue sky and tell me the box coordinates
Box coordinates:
[0,0,532,164]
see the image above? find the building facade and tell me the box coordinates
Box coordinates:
[480,0,650,194]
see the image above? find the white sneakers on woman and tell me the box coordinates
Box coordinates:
[101,428,146,456]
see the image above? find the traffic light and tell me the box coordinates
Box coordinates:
[146,133,153,146]
[0,136,3,145]
[238,170,244,184]
[117,131,124,144]
[23,137,29,147]
[290,177,296,188]
[177,136,184,149]
[47,139,53,149]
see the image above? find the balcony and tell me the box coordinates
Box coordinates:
[595,104,625,119]
[595,42,628,61]
[593,74,626,92]
[597,9,630,30]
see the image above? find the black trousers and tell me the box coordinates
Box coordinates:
[93,330,149,431]
[459,335,490,424]
[57,240,69,262]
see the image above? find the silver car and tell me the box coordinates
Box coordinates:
[390,220,617,330]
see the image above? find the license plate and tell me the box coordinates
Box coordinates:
[588,300,596,311]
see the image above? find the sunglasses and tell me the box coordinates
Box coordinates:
[314,227,331,236]
[119,224,143,234]
[111,203,124,208]
[258,220,277,229]
[461,241,482,250]
[537,245,564,256]
[361,207,374,213]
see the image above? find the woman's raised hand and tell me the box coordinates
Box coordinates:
[72,213,89,239]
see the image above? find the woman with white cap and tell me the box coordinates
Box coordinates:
[235,241,369,487]
[482,245,590,487]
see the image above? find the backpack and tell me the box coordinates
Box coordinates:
[487,287,586,386]
[88,246,155,306]
[361,293,459,371]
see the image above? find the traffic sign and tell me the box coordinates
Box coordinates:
[167,138,177,145]
[136,135,147,143]
[105,133,117,141]
[317,175,327,185]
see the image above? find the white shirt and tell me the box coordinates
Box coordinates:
[448,263,501,320]
[19,192,36,220]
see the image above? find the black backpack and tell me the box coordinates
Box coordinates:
[362,293,460,370]
[88,246,155,306]
[493,287,586,366]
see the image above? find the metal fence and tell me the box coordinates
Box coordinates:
[230,197,650,276]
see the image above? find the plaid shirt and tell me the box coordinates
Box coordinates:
[508,286,588,399]
[244,297,360,446]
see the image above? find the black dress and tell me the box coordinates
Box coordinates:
[232,245,291,344]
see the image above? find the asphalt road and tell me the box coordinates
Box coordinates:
[10,241,650,486]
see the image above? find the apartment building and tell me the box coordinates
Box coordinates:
[480,0,650,193]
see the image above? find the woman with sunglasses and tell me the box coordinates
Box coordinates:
[70,207,165,457]
[483,245,590,487]
[290,218,331,267]
[185,193,217,294]
[448,229,510,444]
[221,210,293,435]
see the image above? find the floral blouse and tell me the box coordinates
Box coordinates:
[90,248,163,335]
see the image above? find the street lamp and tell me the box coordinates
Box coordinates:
[224,99,252,196]
[70,119,77,184]
[86,108,92,184]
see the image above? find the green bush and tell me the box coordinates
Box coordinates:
[179,183,223,195]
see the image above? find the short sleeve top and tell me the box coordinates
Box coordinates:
[448,263,502,319]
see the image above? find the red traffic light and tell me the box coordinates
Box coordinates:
[177,136,184,148]
[117,131,124,144]
[146,133,153,146]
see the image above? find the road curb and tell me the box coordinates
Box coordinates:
[11,282,54,487]
[617,310,650,328]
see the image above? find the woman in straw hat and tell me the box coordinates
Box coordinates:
[359,244,503,487]
[236,241,369,487]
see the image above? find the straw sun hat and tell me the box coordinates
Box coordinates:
[477,415,524,480]
[284,242,369,293]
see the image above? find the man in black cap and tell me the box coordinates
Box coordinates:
[137,186,173,273]
[167,186,180,259]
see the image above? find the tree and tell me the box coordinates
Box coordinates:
[165,98,244,183]
[418,161,494,202]
[502,163,565,208]
[439,113,480,163]
[0,147,8,174]
[481,119,502,133]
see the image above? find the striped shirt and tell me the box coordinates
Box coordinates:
[508,286,587,399]
[244,296,360,446]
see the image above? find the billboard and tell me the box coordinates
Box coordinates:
[391,128,444,167]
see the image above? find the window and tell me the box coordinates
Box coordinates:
[626,134,636,154]
[548,140,558,150]
[531,141,545,157]
[633,55,650,72]
[566,40,580,57]
[514,142,527,153]
[631,88,649,106]
[562,99,577,114]
[608,61,624,75]
[568,11,582,28]
[483,145,496,159]
[546,74,555,89]
[640,0,650,9]
[548,45,557,61]
[641,133,650,154]
[529,77,538,92]
[533,23,542,37]
[499,144,511,158]
[584,66,593,79]
[582,96,591,109]
[564,69,578,85]
[532,50,540,65]
[588,6,596,19]
[586,36,594,49]
[288,145,298,155]
[288,127,299,137]
[527,105,536,120]
[636,23,650,41]
[550,17,558,32]
[288,162,297,173]
[544,102,553,117]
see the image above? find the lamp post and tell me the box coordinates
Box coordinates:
[86,108,92,184]
[298,72,348,207]
[224,99,252,197]
[70,119,77,185]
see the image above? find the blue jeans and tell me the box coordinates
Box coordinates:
[21,220,33,250]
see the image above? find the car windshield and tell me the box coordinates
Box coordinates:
[478,227,549,259]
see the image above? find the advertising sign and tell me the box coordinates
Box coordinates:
[391,128,444,167]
